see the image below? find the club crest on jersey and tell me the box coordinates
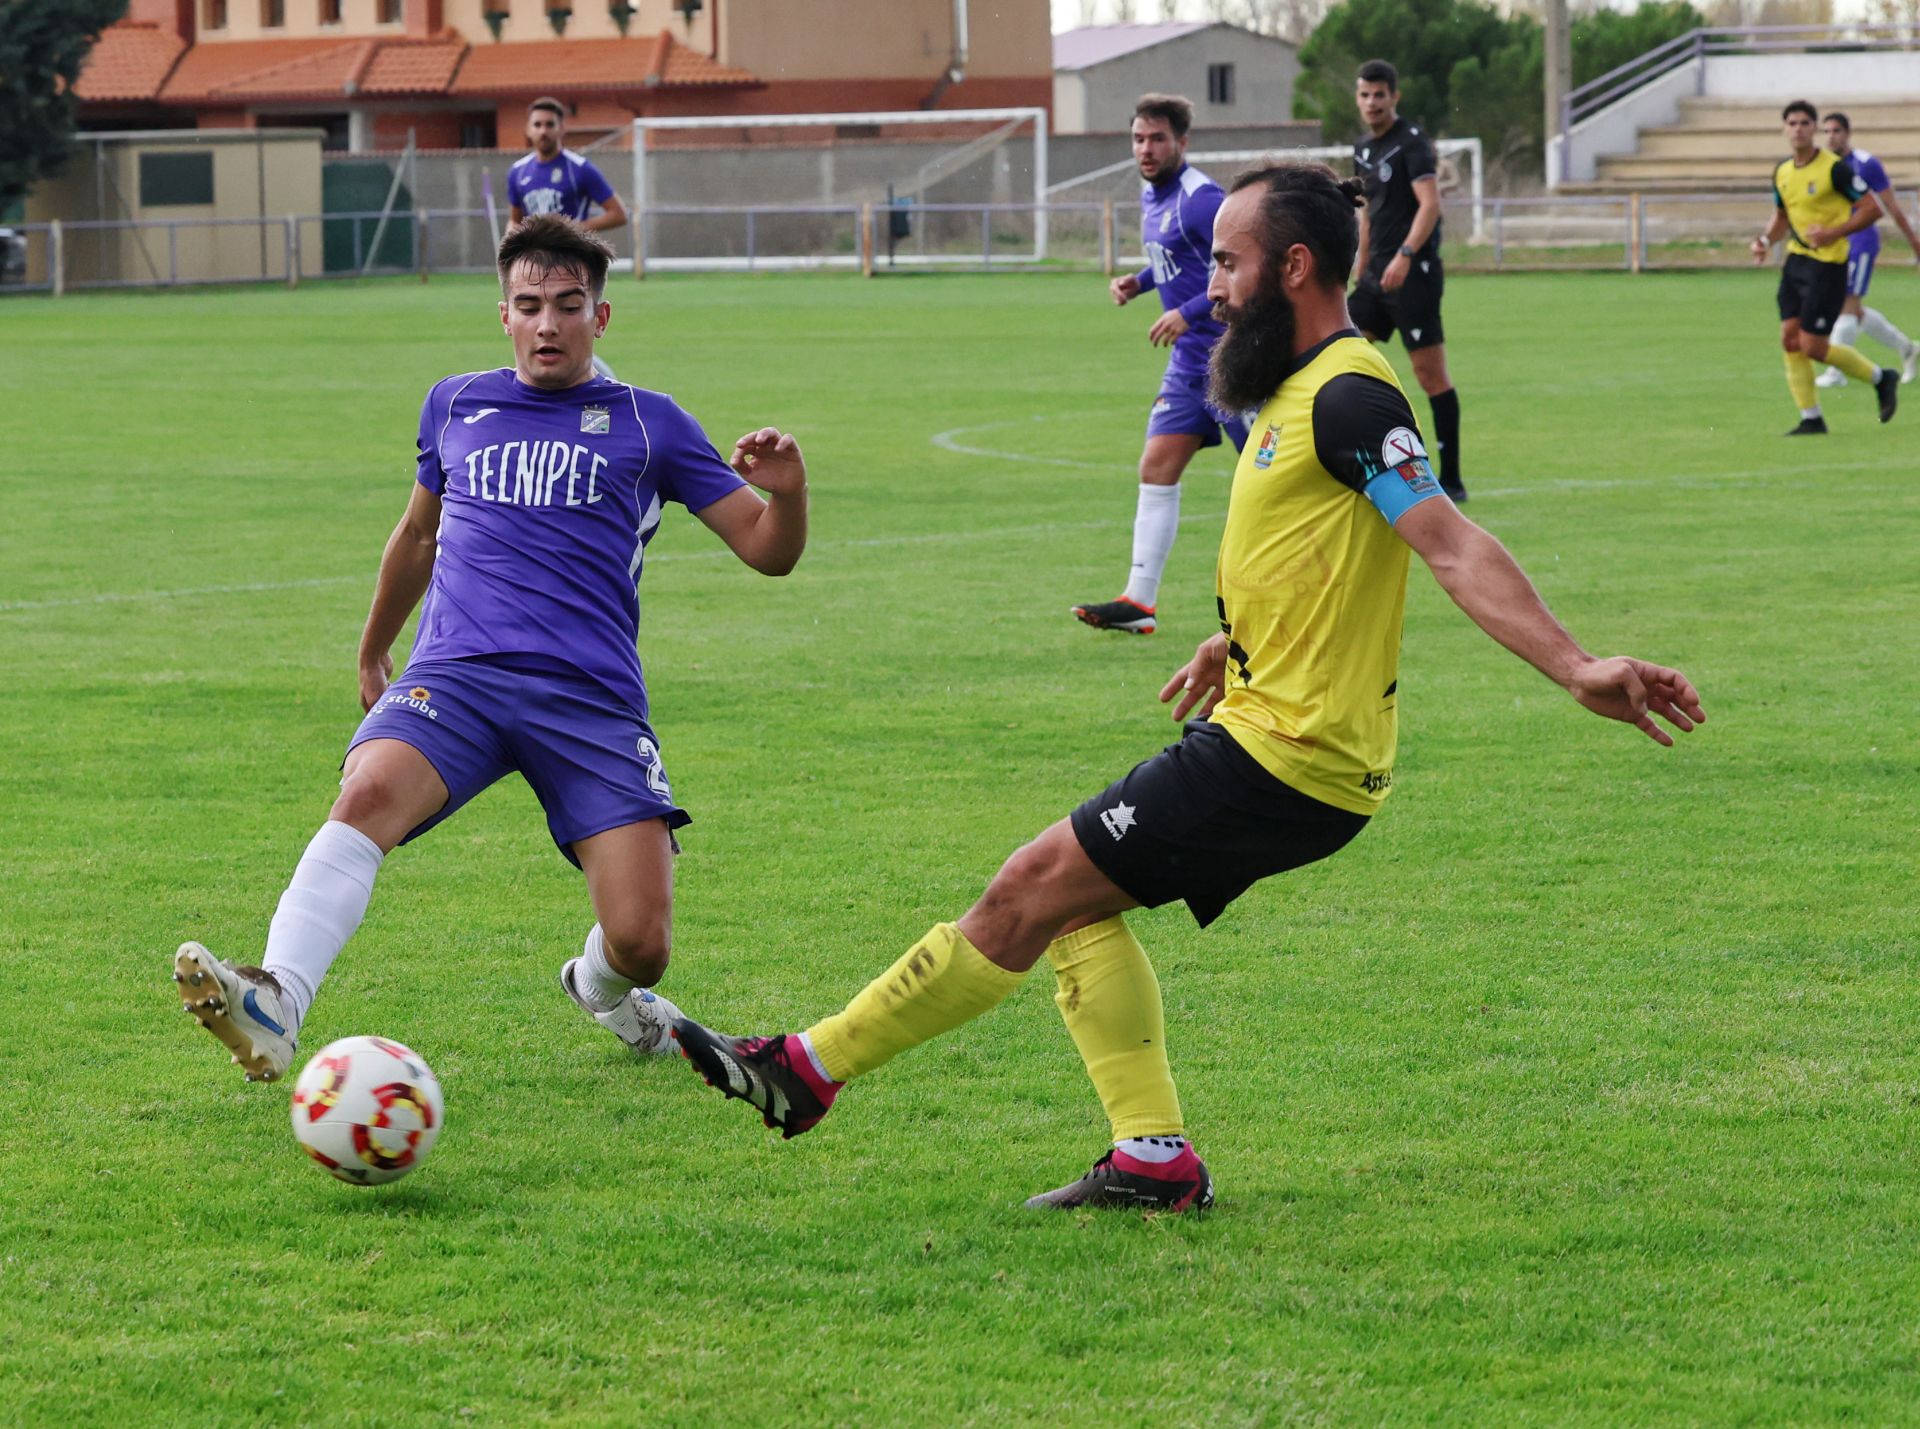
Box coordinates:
[551,167,561,183]
[581,405,610,435]
[1378,161,1393,182]
[1381,426,1426,465]
[1253,422,1283,469]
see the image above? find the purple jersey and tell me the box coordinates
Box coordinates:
[1134,163,1226,374]
[1844,149,1890,254]
[507,149,615,221]
[410,369,745,714]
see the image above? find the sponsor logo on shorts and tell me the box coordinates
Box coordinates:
[1253,422,1283,469]
[1100,801,1138,840]
[581,406,610,435]
[381,686,439,721]
[1151,397,1172,415]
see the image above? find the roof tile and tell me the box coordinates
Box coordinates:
[356,37,469,95]
[450,32,757,95]
[74,20,188,102]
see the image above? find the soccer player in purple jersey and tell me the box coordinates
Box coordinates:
[507,98,629,234]
[1072,93,1246,637]
[173,216,808,1082]
[1815,111,1920,390]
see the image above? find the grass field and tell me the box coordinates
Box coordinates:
[2,267,1917,1427]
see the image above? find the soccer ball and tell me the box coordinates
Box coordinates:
[289,1036,444,1186]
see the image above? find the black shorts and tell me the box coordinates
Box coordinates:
[1350,254,1445,351]
[1069,720,1370,928]
[1776,253,1848,335]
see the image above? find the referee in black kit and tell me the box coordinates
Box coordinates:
[1350,58,1466,503]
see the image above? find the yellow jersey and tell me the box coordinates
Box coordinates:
[1209,332,1443,816]
[1773,150,1870,263]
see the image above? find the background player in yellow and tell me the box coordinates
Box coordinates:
[1752,100,1898,434]
[670,164,1705,1214]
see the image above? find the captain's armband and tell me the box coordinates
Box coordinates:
[1362,455,1444,525]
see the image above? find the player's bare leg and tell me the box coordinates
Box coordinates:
[175,739,445,1081]
[1073,433,1205,635]
[1408,344,1464,503]
[563,818,682,1055]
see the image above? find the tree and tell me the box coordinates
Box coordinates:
[1571,1,1705,89]
[1292,0,1516,142]
[0,0,128,214]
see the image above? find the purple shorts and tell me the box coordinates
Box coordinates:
[1147,365,1250,451]
[1846,241,1877,300]
[347,653,688,866]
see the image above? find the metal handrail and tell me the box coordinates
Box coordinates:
[1568,23,1920,128]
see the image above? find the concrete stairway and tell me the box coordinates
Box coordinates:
[1562,96,1920,194]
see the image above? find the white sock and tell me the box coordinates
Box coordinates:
[1116,1134,1189,1164]
[1861,307,1914,357]
[261,820,384,1033]
[1802,407,1823,420]
[1831,312,1861,349]
[1121,481,1181,609]
[575,924,634,1010]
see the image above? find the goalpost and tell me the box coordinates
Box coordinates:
[627,107,1051,272]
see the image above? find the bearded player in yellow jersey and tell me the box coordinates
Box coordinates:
[670,164,1706,1213]
[1753,100,1897,434]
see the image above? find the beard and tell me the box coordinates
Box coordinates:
[1206,278,1300,416]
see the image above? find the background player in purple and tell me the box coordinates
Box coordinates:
[1072,93,1246,637]
[1816,111,1920,390]
[507,97,629,234]
[173,216,808,1083]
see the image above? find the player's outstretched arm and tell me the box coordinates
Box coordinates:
[695,428,808,576]
[1394,499,1705,747]
[358,483,441,711]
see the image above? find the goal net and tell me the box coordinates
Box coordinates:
[621,108,1050,272]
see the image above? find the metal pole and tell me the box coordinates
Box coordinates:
[286,214,299,288]
[256,131,268,277]
[859,202,874,277]
[746,208,756,271]
[49,220,64,297]
[168,222,178,286]
[632,120,646,227]
[1101,197,1114,275]
[632,209,645,280]
[981,207,990,268]
[416,208,429,282]
[1628,193,1642,272]
[1033,108,1048,261]
[1493,202,1504,271]
[1544,0,1569,189]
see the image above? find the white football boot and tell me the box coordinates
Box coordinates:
[559,958,680,1056]
[173,941,296,1082]
[1815,365,1847,389]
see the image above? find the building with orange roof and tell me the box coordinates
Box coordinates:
[77,0,1050,152]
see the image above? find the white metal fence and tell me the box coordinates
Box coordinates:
[3,191,1907,294]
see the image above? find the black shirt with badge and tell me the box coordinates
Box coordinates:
[1353,116,1441,272]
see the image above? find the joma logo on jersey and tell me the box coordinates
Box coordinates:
[1253,423,1283,469]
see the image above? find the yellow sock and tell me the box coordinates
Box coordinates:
[1047,915,1183,1141]
[1823,343,1878,383]
[806,923,1024,1082]
[1784,350,1818,409]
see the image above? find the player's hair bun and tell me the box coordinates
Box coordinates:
[1338,176,1366,208]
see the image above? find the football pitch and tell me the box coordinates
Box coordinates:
[2,267,1916,1426]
